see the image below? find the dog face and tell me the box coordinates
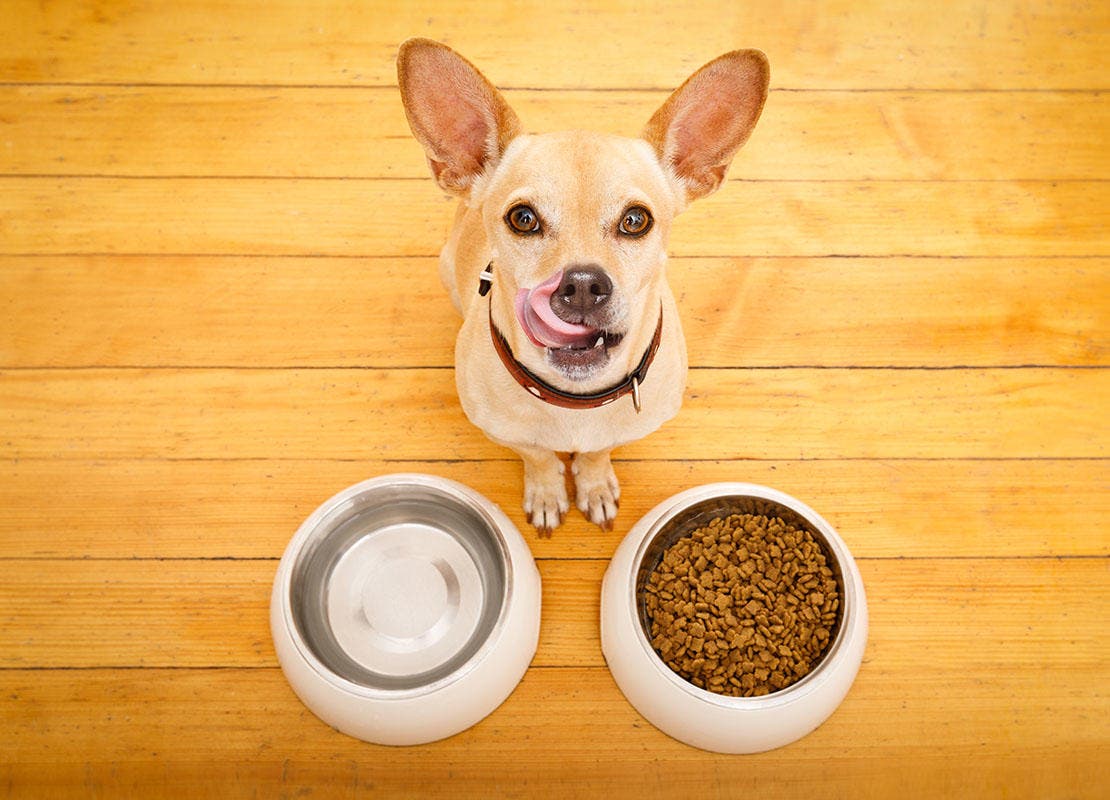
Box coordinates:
[398,40,768,387]
[472,130,680,383]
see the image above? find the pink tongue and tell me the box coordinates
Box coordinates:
[514,271,598,349]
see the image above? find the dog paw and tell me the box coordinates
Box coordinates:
[572,452,621,531]
[523,469,570,537]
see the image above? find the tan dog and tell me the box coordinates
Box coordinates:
[397,39,768,535]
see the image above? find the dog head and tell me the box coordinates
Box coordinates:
[398,40,768,388]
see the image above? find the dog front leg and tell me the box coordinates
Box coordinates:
[505,443,569,537]
[572,449,620,531]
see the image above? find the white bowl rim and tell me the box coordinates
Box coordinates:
[273,473,523,701]
[619,481,864,710]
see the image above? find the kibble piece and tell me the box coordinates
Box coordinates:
[645,510,842,697]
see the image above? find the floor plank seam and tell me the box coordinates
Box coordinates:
[5,173,1107,184]
[3,364,1106,371]
[1,81,1107,92]
[6,173,1109,183]
[0,555,1105,563]
[4,252,1107,260]
[4,455,1105,464]
[0,664,596,671]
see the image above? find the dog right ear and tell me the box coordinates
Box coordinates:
[397,39,521,196]
[642,50,770,203]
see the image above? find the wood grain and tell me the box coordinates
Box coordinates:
[3,0,1107,796]
[1,458,1104,560]
[1,590,1106,798]
[2,256,1106,368]
[2,665,1103,799]
[1,558,1105,671]
[4,87,1107,181]
[3,0,1106,89]
[2,178,1107,257]
[1,367,1105,461]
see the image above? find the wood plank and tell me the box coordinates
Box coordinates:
[1,367,1105,461]
[1,559,1106,797]
[1,558,1106,672]
[2,256,1106,368]
[0,667,1105,800]
[0,458,1105,560]
[1,2,1105,798]
[2,178,1106,257]
[2,0,1106,90]
[3,87,1107,181]
[4,753,1101,800]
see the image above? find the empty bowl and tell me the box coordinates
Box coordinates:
[271,474,541,745]
[601,483,867,753]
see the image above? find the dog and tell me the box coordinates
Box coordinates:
[397,39,768,535]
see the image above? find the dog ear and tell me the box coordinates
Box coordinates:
[397,39,521,196]
[642,50,769,202]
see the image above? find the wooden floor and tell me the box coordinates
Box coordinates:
[2,1,1108,797]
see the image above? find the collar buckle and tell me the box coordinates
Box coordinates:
[477,264,494,297]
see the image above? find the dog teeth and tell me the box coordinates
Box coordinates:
[553,335,607,354]
[552,334,607,353]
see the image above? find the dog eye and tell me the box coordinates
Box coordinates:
[618,206,653,237]
[506,204,542,235]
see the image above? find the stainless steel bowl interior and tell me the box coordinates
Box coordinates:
[288,481,509,692]
[633,494,846,694]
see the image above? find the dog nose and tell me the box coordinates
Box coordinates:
[551,265,613,320]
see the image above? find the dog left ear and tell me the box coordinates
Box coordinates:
[643,50,769,202]
[397,38,521,196]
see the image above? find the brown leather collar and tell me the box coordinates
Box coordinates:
[488,302,663,413]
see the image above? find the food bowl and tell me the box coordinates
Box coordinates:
[271,474,541,745]
[601,483,867,753]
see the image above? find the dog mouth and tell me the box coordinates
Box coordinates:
[514,271,625,379]
[544,330,625,378]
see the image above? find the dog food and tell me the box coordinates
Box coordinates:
[642,511,840,697]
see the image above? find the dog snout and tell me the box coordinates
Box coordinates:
[551,265,613,323]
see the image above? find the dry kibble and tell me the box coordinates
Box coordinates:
[645,512,841,698]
